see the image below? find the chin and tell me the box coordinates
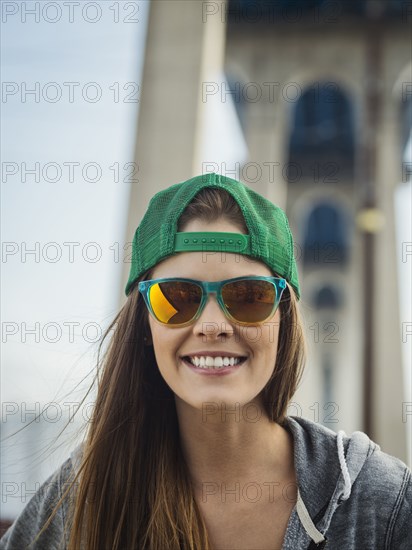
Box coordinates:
[187,394,255,413]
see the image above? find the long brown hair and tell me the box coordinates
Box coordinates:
[40,187,306,549]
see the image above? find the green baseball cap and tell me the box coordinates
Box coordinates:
[125,172,300,299]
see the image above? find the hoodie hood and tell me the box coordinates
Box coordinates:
[282,416,380,548]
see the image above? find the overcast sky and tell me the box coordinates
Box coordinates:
[1,2,151,407]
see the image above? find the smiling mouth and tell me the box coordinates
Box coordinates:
[181,356,247,370]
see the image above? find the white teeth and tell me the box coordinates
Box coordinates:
[187,356,244,369]
[206,356,220,367]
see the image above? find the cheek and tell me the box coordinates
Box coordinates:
[148,322,164,361]
[148,322,181,368]
[254,313,281,350]
[150,326,167,355]
[150,333,172,380]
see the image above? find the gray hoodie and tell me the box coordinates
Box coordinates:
[1,416,411,549]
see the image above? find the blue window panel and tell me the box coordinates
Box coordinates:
[303,202,349,266]
[287,83,355,182]
[313,285,343,309]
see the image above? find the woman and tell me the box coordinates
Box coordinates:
[1,173,410,549]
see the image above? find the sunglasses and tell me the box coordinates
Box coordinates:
[138,276,286,327]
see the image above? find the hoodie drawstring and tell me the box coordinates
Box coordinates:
[337,430,352,500]
[301,430,351,548]
[296,489,326,545]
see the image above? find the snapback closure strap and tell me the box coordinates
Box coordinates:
[174,232,251,253]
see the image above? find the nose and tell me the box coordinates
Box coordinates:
[192,292,235,338]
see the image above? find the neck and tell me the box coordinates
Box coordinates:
[175,396,296,501]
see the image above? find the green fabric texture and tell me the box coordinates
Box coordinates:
[125,172,300,299]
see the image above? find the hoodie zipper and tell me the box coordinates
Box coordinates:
[305,502,329,549]
[307,539,328,549]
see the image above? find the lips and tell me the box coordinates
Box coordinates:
[180,356,247,375]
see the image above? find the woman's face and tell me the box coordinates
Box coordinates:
[147,218,281,413]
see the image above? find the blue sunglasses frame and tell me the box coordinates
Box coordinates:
[138,276,287,327]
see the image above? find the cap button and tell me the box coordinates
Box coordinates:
[211,238,215,243]
[184,239,189,244]
[220,239,225,243]
[193,239,198,243]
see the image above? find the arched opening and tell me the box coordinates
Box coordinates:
[302,201,349,267]
[313,284,343,309]
[287,82,355,183]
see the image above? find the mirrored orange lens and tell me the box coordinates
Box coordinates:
[149,281,202,325]
[222,280,276,323]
